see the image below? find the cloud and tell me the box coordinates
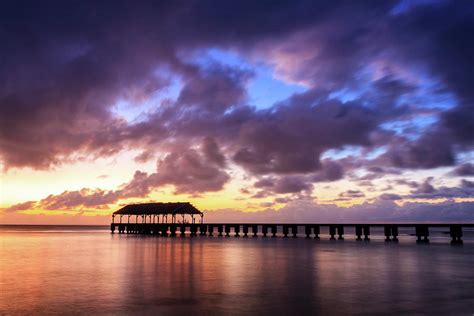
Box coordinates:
[394,179,420,189]
[0,0,458,172]
[461,179,474,187]
[273,176,313,194]
[461,179,474,188]
[405,178,474,200]
[177,64,252,113]
[150,148,230,194]
[1,0,474,218]
[4,138,230,211]
[233,93,379,174]
[38,189,121,210]
[201,137,226,167]
[411,177,435,194]
[451,163,474,176]
[311,160,344,182]
[2,201,36,213]
[379,193,402,201]
[2,189,122,213]
[120,138,230,195]
[339,190,365,198]
[381,132,456,169]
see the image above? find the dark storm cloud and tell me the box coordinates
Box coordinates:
[272,176,313,194]
[0,0,393,170]
[461,179,474,188]
[1,0,474,198]
[177,65,252,113]
[377,131,456,169]
[201,137,227,168]
[311,160,344,182]
[233,93,379,174]
[450,163,474,176]
[252,175,313,196]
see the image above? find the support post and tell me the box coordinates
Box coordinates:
[271,225,277,237]
[234,225,240,237]
[356,225,362,241]
[392,225,399,242]
[415,225,429,243]
[384,225,391,242]
[363,225,370,241]
[337,225,344,240]
[314,225,320,239]
[170,224,177,237]
[291,225,298,238]
[450,225,463,244]
[218,225,223,237]
[329,225,336,240]
[243,225,249,237]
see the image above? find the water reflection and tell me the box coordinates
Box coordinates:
[0,228,473,315]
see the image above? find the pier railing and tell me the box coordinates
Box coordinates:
[110,223,473,244]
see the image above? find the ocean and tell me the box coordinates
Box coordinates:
[0,225,473,315]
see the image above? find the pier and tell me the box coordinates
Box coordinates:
[111,203,472,244]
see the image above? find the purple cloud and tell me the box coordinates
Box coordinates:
[1,1,474,217]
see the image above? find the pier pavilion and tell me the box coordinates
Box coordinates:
[112,202,203,225]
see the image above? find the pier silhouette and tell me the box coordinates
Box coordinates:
[111,203,471,244]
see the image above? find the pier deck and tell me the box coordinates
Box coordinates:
[110,222,474,244]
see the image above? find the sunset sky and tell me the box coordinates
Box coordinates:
[1,0,473,224]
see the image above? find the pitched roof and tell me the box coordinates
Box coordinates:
[113,202,202,215]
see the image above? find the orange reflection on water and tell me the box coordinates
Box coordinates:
[1,227,474,314]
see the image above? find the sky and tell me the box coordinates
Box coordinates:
[0,0,473,224]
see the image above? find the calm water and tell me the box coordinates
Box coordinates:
[1,226,473,315]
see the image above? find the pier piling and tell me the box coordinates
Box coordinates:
[252,225,258,237]
[415,225,430,243]
[450,225,463,244]
[243,225,249,237]
[111,221,472,244]
[384,225,399,242]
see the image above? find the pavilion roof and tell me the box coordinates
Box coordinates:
[113,202,203,216]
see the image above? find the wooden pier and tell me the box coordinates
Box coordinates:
[111,222,472,244]
[111,202,472,244]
